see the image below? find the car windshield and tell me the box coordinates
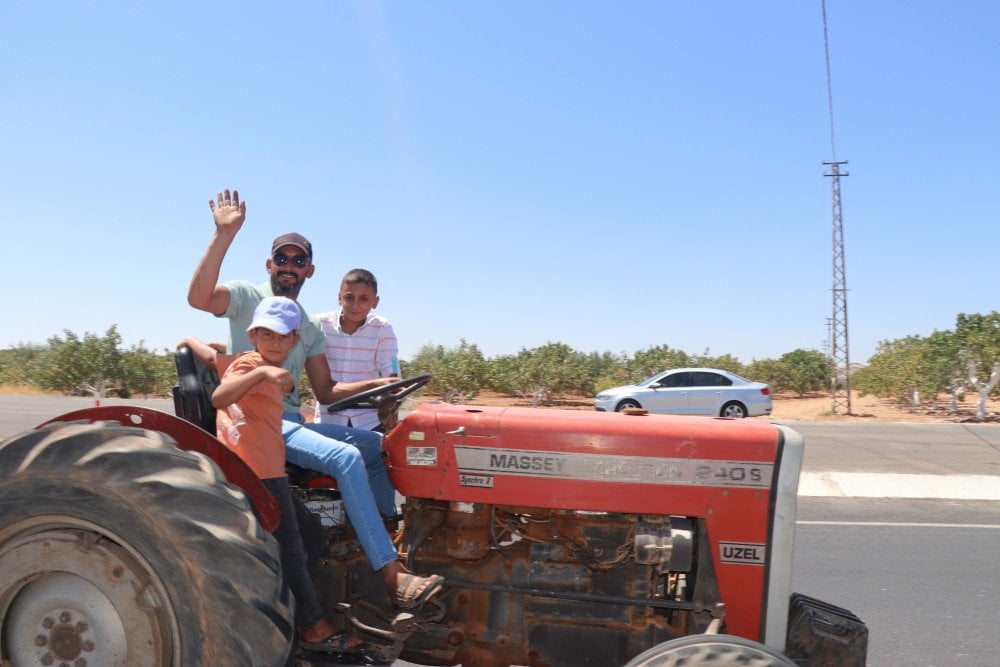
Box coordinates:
[640,372,665,385]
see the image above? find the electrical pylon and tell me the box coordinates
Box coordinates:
[824,160,852,414]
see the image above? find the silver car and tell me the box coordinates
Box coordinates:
[594,368,772,418]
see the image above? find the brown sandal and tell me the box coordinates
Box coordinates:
[393,573,445,609]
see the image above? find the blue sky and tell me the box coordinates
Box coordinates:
[2,1,998,365]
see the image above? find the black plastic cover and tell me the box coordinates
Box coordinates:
[784,592,868,667]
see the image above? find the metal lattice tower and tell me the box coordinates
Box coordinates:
[821,0,851,414]
[825,160,852,414]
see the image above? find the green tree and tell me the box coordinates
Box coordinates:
[691,350,745,375]
[778,349,830,398]
[916,329,965,410]
[121,344,177,397]
[298,369,315,404]
[407,344,447,382]
[34,325,126,397]
[408,340,488,402]
[486,353,521,396]
[590,351,631,394]
[743,357,788,393]
[853,336,926,405]
[583,351,625,389]
[628,345,692,384]
[954,312,1000,421]
[0,344,47,388]
[489,342,592,406]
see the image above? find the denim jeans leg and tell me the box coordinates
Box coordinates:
[303,421,397,517]
[281,418,398,571]
[262,477,324,628]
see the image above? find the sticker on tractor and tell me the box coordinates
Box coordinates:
[719,541,766,565]
[407,446,438,466]
[408,431,426,441]
[459,473,494,488]
[303,500,346,527]
[453,445,772,488]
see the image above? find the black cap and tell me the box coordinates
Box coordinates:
[271,232,313,259]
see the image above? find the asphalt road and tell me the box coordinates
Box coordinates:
[0,395,176,438]
[793,496,999,666]
[3,398,999,666]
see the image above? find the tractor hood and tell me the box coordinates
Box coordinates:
[384,403,784,517]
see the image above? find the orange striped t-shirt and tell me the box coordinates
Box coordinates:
[215,352,287,480]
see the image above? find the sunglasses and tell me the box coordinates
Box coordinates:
[272,252,309,268]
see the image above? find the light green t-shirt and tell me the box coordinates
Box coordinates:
[220,280,324,413]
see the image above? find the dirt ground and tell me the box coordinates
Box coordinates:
[409,390,1000,424]
[763,391,1000,423]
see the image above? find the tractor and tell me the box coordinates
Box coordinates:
[0,348,867,666]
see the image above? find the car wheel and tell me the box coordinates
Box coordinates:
[720,401,748,418]
[616,399,642,412]
[0,421,294,667]
[624,634,797,666]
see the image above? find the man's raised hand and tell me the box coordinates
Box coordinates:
[208,188,246,231]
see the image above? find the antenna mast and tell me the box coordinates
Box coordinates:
[822,0,852,414]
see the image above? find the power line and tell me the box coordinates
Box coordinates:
[821,0,838,160]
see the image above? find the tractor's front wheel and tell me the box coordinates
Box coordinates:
[0,421,294,667]
[624,634,796,666]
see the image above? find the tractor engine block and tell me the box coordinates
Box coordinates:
[392,499,701,667]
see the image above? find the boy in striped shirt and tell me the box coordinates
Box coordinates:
[314,268,400,431]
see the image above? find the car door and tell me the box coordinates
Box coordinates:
[686,371,732,415]
[646,371,692,414]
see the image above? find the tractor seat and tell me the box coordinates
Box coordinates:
[172,345,219,435]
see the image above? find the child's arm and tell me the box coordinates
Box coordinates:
[305,355,397,405]
[213,365,293,409]
[177,336,219,368]
[374,324,401,379]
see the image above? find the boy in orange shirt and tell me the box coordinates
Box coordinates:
[183,296,364,654]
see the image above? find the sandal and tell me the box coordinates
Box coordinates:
[299,631,367,655]
[393,573,445,609]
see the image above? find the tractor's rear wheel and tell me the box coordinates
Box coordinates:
[624,634,796,666]
[0,421,294,667]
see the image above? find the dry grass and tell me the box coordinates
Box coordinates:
[767,390,1000,423]
[0,384,59,397]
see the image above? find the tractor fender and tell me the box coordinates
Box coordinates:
[36,405,280,532]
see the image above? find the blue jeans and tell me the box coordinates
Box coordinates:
[282,413,398,571]
[282,414,396,515]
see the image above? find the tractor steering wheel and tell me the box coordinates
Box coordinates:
[325,373,433,414]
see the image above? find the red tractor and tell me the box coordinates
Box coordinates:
[0,350,867,666]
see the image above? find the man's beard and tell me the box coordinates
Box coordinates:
[270,274,303,298]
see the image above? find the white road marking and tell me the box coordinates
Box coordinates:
[797,521,1000,529]
[798,472,1000,500]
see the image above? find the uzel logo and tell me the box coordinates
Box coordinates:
[719,541,766,565]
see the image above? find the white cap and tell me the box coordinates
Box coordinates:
[247,297,301,334]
